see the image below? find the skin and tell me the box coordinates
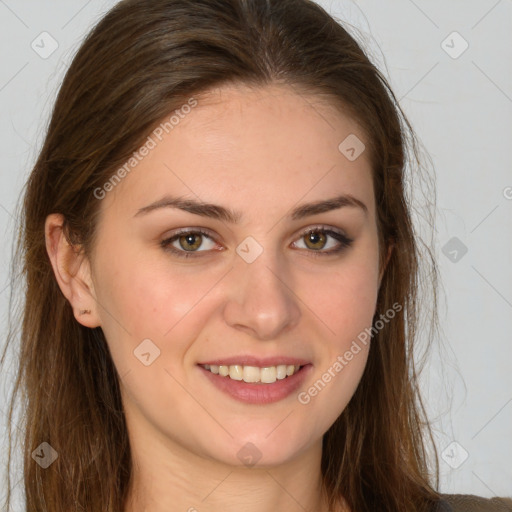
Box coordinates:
[46,83,391,512]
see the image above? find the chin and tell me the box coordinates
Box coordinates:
[201,430,316,469]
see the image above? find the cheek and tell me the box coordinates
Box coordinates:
[305,254,380,344]
[311,273,377,328]
[295,265,377,428]
[92,254,219,413]
[296,241,379,408]
[93,247,225,360]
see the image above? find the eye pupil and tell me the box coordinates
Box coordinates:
[179,233,202,251]
[305,231,326,250]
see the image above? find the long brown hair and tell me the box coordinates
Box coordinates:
[2,0,441,510]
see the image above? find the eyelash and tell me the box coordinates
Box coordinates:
[160,226,354,259]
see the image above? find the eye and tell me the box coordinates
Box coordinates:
[160,226,353,259]
[160,229,219,258]
[292,226,353,256]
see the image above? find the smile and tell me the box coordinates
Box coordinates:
[201,364,302,384]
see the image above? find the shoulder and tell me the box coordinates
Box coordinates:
[436,493,512,512]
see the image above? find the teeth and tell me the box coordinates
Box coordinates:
[202,364,302,383]
[229,365,243,381]
[261,366,276,383]
[243,365,260,383]
[276,365,287,379]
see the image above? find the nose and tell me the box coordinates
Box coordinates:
[222,251,301,341]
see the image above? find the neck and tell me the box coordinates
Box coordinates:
[123,430,334,512]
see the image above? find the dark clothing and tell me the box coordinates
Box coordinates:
[436,494,512,511]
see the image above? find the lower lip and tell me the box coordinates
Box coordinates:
[198,364,313,404]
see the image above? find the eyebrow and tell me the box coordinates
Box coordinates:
[134,194,368,222]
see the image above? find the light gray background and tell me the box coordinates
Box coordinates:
[0,0,510,506]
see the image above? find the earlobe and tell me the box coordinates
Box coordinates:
[45,213,101,328]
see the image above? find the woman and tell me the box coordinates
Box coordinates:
[2,0,511,511]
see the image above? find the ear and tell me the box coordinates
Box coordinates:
[378,242,393,288]
[45,213,101,328]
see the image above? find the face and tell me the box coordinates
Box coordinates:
[87,83,382,468]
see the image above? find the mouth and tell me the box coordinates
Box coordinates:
[198,362,313,404]
[200,363,303,384]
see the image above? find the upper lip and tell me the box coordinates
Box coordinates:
[198,356,311,367]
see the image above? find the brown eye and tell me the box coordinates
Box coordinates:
[161,229,218,258]
[303,231,327,250]
[178,233,203,251]
[292,227,354,256]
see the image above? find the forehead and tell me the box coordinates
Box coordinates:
[98,82,375,223]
